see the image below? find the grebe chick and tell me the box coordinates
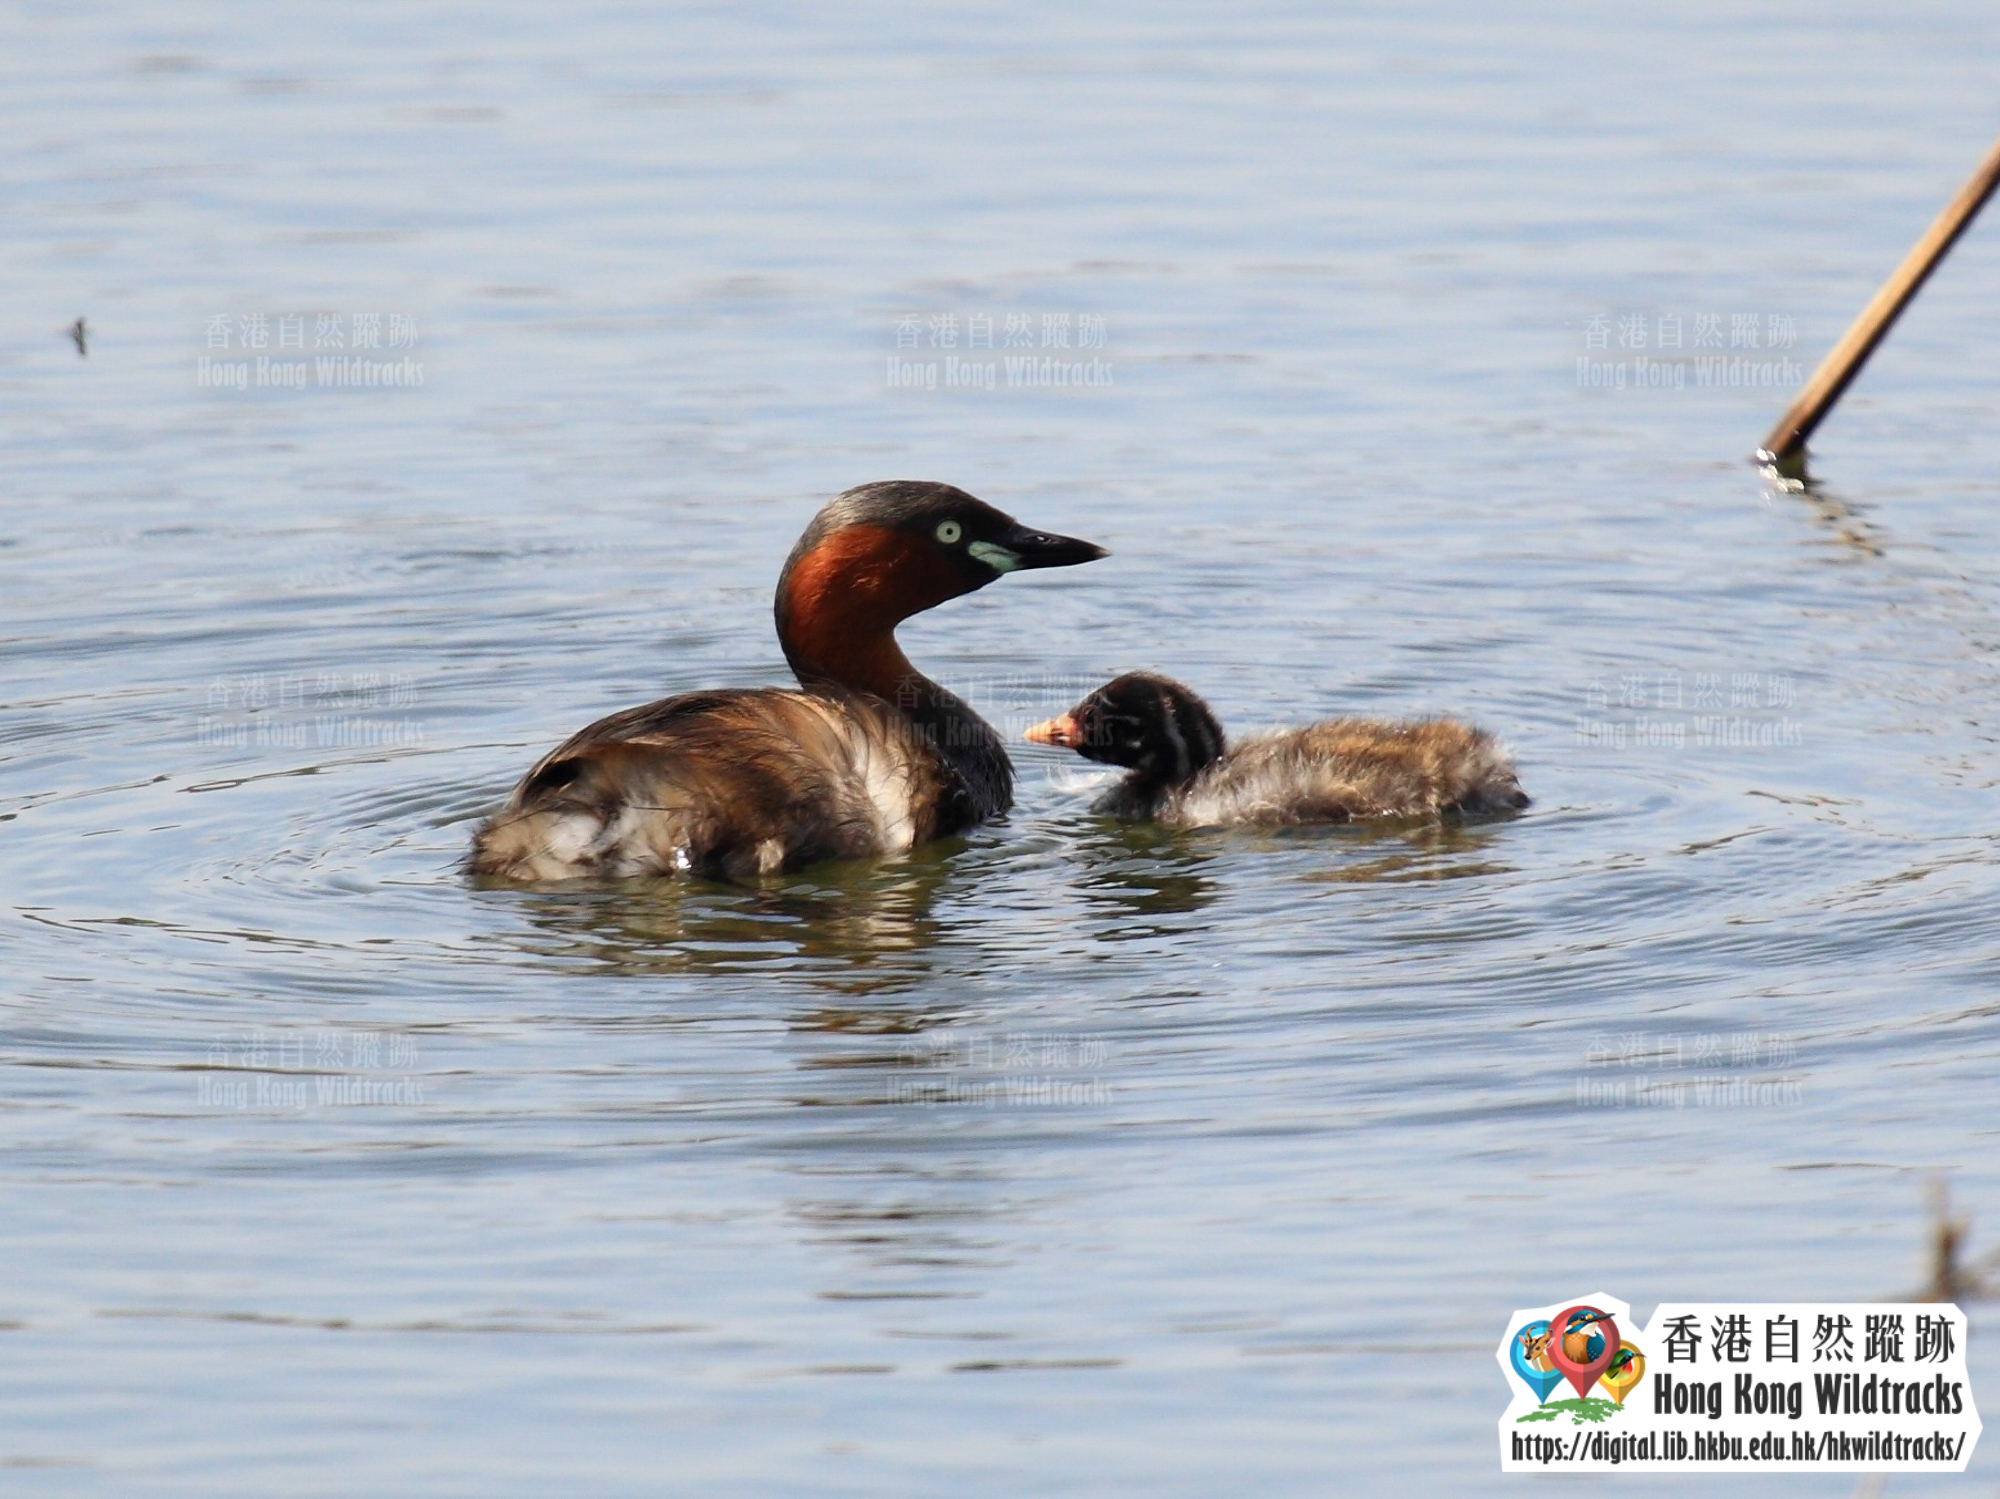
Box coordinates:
[1024,672,1528,826]
[471,481,1104,881]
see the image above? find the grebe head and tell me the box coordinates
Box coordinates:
[1025,672,1226,785]
[776,481,1105,693]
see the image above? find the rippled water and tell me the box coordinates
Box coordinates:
[6,3,2000,1493]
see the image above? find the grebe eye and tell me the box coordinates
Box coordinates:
[934,520,963,545]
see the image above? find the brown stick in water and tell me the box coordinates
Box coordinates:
[1759,129,2000,468]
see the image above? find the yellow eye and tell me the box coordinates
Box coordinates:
[935,520,963,545]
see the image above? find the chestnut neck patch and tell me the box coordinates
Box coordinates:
[777,525,969,698]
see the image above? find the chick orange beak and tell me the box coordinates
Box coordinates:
[1024,712,1082,748]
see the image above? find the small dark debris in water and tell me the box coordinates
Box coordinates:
[1921,1183,1984,1301]
[69,318,87,357]
[1901,1181,1995,1302]
[950,1357,1122,1372]
[423,106,504,124]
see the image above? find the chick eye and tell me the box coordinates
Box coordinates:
[935,520,963,545]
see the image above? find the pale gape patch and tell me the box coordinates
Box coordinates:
[965,540,1020,573]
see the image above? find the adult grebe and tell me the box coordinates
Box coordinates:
[471,481,1105,880]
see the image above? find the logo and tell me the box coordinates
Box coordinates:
[1498,1295,1979,1472]
[1507,1299,1646,1419]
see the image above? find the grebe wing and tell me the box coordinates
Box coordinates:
[469,687,950,881]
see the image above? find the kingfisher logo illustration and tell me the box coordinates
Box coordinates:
[1497,1296,1979,1472]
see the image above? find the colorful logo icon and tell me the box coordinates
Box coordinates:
[1500,1294,1644,1420]
[1601,1342,1645,1405]
[1508,1319,1564,1405]
[1547,1304,1618,1397]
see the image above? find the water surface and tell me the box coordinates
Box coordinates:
[5,2,2000,1492]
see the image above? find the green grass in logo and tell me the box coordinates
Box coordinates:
[1517,1397,1622,1425]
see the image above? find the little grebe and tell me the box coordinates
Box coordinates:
[1024,672,1527,826]
[472,481,1105,880]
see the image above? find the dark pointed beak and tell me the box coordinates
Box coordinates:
[994,523,1107,572]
